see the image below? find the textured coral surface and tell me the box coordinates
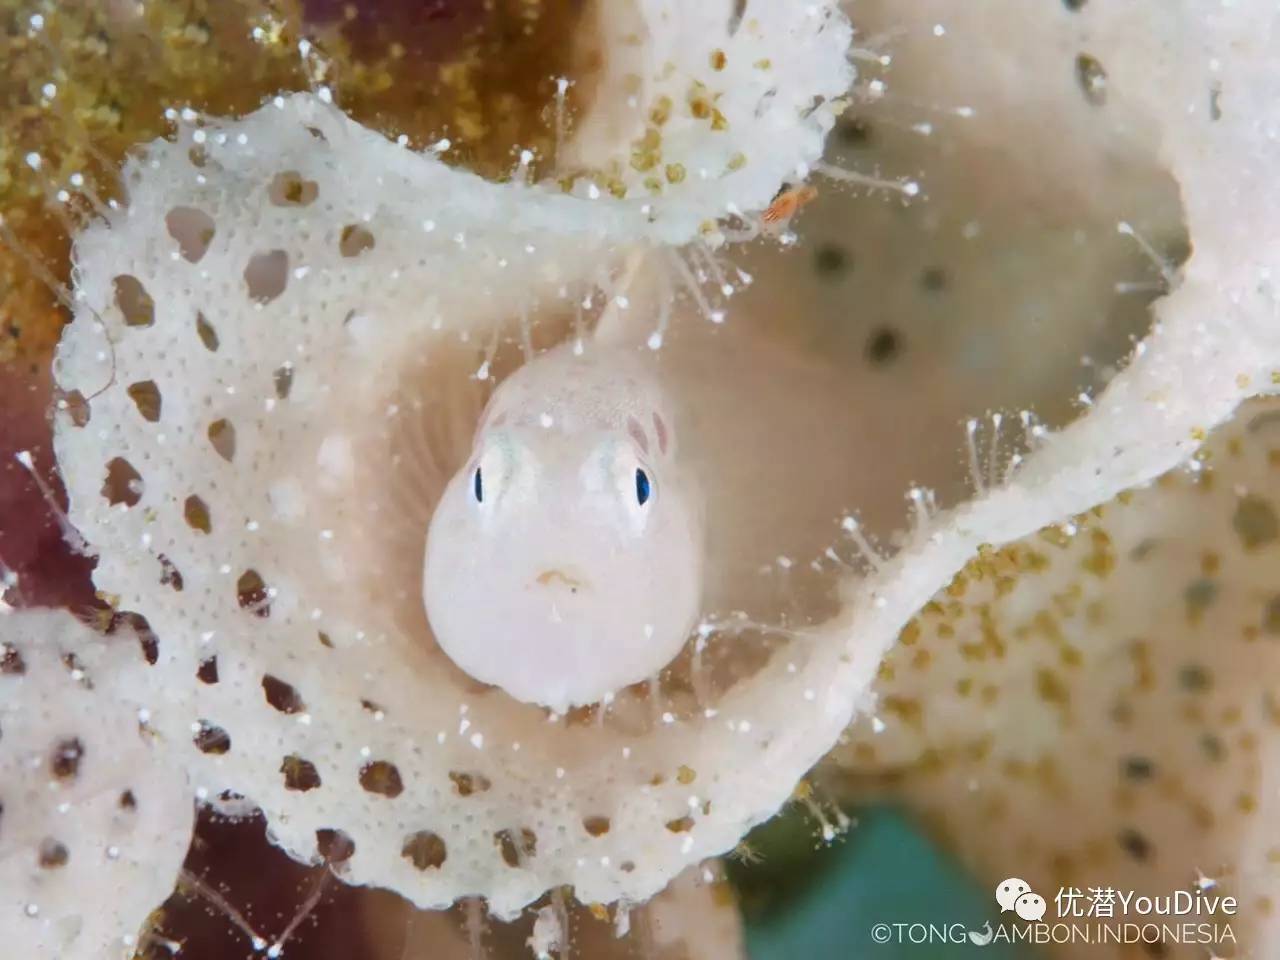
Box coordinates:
[838,401,1280,956]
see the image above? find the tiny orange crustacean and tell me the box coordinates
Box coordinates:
[760,183,818,231]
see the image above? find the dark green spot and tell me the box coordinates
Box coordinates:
[919,266,947,293]
[1200,733,1225,762]
[1129,538,1159,562]
[1233,494,1279,550]
[865,328,902,366]
[1109,699,1133,726]
[812,243,850,278]
[1178,663,1212,693]
[1183,578,1218,616]
[1117,828,1151,862]
[1121,756,1155,781]
[1263,595,1280,635]
[836,115,872,147]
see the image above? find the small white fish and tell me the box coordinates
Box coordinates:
[423,343,704,712]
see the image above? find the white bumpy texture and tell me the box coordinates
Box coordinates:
[843,400,1280,957]
[568,0,850,229]
[52,1,852,917]
[0,611,193,959]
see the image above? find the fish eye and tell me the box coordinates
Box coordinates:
[473,466,483,503]
[635,467,651,506]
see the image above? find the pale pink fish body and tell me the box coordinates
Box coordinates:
[423,343,704,712]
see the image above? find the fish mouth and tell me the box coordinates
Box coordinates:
[534,568,587,592]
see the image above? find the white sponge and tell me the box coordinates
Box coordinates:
[0,611,192,960]
[51,1,854,917]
